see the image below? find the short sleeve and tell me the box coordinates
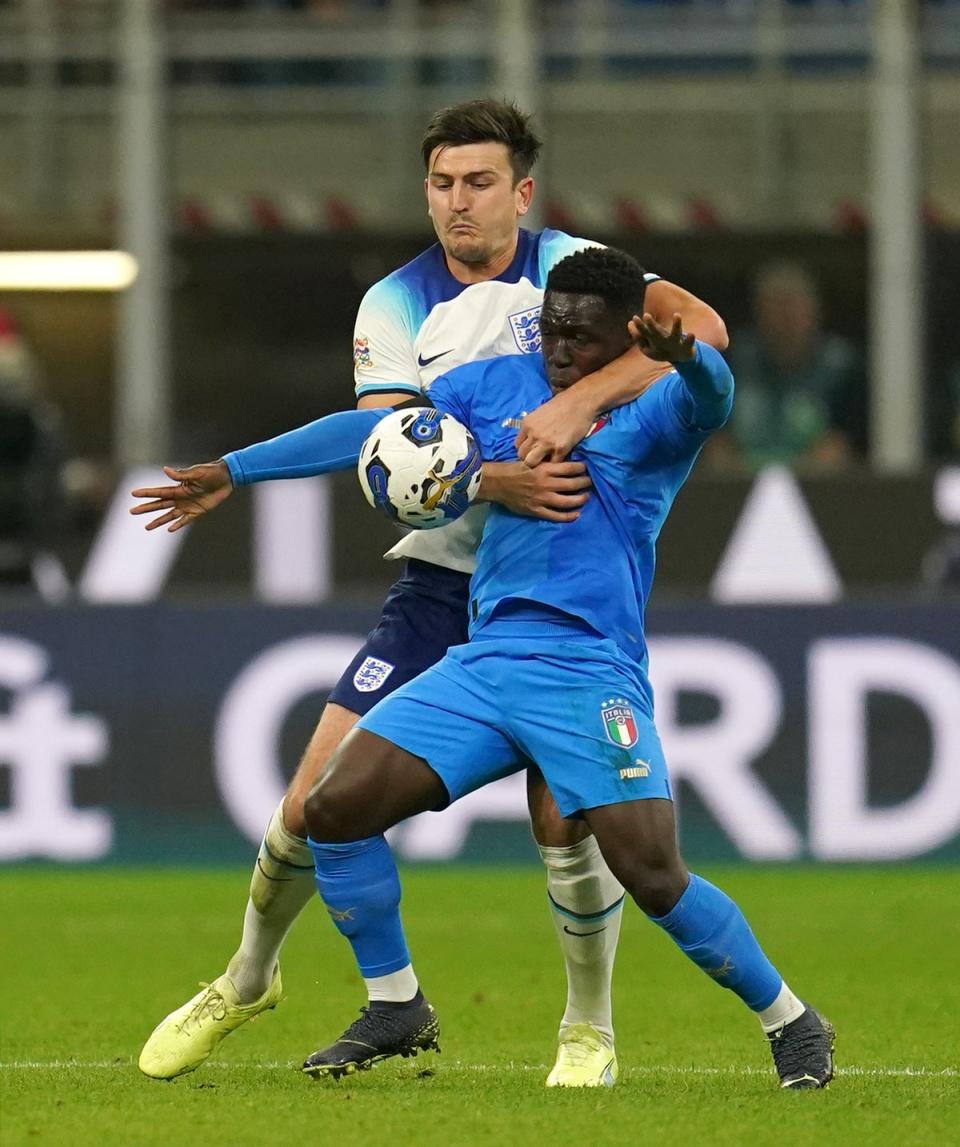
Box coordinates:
[353,279,422,399]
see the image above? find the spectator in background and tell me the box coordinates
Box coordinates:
[706,261,866,472]
[0,309,68,593]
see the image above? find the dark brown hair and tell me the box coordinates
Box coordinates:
[420,99,542,182]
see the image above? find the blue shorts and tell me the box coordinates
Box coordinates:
[359,624,672,818]
[328,559,470,717]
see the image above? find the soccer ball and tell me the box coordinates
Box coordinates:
[358,407,483,529]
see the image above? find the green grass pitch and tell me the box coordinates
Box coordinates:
[2,866,957,1146]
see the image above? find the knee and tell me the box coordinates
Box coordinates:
[530,803,590,848]
[303,776,351,844]
[617,853,689,918]
[527,770,590,847]
[281,792,307,839]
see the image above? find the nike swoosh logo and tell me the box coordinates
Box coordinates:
[563,925,606,937]
[418,349,453,367]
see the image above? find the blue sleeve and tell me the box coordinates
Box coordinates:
[425,362,483,428]
[223,408,388,486]
[662,342,734,441]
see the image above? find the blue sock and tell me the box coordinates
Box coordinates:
[650,873,782,1011]
[308,835,411,978]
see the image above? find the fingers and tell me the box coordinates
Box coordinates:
[521,442,551,468]
[531,506,585,523]
[129,484,182,500]
[142,508,187,532]
[130,498,175,517]
[543,492,590,510]
[541,461,589,476]
[545,474,592,492]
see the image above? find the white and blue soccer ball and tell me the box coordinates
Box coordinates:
[357,407,483,529]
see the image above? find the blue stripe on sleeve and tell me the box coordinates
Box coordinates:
[224,408,389,487]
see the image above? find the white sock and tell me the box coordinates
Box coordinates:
[757,981,806,1033]
[225,802,316,1004]
[539,835,625,1046]
[365,964,420,1003]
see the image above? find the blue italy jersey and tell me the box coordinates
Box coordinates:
[428,346,733,674]
[351,227,657,575]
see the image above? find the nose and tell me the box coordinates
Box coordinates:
[449,181,470,214]
[550,338,572,367]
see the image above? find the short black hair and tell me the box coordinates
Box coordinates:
[546,247,649,317]
[421,98,542,182]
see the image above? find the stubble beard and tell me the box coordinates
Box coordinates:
[445,233,493,267]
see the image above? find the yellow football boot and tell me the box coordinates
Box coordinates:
[138,967,282,1079]
[545,1024,618,1088]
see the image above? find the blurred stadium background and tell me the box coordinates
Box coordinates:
[1,0,958,868]
[2,3,959,1142]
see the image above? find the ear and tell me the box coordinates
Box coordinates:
[424,176,431,215]
[515,176,534,217]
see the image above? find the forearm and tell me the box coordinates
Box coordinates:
[674,342,734,430]
[224,408,387,486]
[646,280,729,351]
[558,345,657,420]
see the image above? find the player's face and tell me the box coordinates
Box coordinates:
[425,143,533,274]
[540,293,633,391]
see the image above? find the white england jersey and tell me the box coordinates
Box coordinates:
[352,227,657,573]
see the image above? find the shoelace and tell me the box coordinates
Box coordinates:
[558,1034,605,1067]
[177,983,228,1033]
[338,1005,418,1048]
[769,1018,827,1077]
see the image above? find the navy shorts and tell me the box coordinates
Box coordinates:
[328,559,471,716]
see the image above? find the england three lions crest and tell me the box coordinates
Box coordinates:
[353,656,395,693]
[509,307,542,354]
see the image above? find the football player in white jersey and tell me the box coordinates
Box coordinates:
[136,99,728,1086]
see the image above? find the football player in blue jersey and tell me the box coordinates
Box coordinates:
[133,98,728,1087]
[133,247,834,1090]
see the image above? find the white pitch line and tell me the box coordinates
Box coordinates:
[1,1061,956,1078]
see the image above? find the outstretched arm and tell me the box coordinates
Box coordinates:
[516,279,727,465]
[130,407,388,532]
[632,312,733,431]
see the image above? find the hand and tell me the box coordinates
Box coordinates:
[515,387,602,466]
[628,312,696,363]
[479,460,592,523]
[129,461,234,532]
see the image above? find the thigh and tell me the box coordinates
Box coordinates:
[305,728,449,842]
[284,702,360,835]
[583,799,688,917]
[359,650,524,806]
[327,561,470,717]
[287,562,470,833]
[507,641,671,820]
[526,765,592,847]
